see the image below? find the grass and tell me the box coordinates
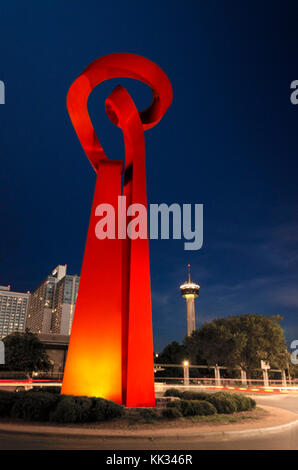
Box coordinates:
[117,406,268,428]
[0,407,268,431]
[186,407,267,425]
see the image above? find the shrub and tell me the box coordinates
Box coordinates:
[239,395,256,411]
[181,391,210,401]
[211,391,234,399]
[0,390,16,417]
[49,395,93,423]
[32,386,61,394]
[229,393,246,411]
[164,388,183,399]
[71,396,93,421]
[179,400,198,417]
[137,408,159,422]
[229,393,255,412]
[166,400,182,410]
[213,391,239,408]
[166,399,216,417]
[162,391,258,418]
[190,400,217,416]
[206,392,237,414]
[162,407,183,419]
[11,391,58,421]
[179,400,217,417]
[90,397,124,422]
[181,399,192,414]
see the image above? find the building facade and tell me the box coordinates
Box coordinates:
[51,274,80,335]
[37,333,69,374]
[26,265,79,336]
[0,285,30,339]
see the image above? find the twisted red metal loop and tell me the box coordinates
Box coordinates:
[62,54,172,407]
[66,52,173,171]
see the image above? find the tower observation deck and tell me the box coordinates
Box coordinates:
[180,264,200,336]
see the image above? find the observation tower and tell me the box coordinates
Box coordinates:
[180,264,200,336]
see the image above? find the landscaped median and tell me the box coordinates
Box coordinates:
[0,387,256,424]
[0,387,297,442]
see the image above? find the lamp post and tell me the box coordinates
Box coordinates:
[183,360,190,386]
[214,364,221,387]
[261,360,270,388]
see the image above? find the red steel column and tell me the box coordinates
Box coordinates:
[106,85,155,406]
[61,160,123,403]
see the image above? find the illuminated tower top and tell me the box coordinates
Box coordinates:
[180,264,200,298]
[180,265,200,336]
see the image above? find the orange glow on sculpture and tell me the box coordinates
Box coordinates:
[61,53,172,407]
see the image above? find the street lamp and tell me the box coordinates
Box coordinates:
[183,360,190,386]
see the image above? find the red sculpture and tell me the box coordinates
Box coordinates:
[61,53,172,407]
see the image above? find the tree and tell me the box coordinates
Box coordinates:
[3,329,51,377]
[183,330,208,365]
[155,341,186,378]
[193,314,288,372]
[156,341,185,365]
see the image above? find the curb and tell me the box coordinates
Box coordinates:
[218,418,298,439]
[0,412,298,441]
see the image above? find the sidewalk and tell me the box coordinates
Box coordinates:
[0,406,298,441]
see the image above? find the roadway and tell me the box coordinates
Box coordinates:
[0,394,298,449]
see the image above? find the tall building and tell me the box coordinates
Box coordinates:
[51,273,80,335]
[26,265,79,336]
[0,285,30,338]
[180,264,200,336]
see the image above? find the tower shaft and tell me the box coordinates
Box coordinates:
[185,296,196,336]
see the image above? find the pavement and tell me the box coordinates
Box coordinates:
[1,393,298,449]
[0,405,296,439]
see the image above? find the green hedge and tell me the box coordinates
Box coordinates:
[49,396,79,423]
[164,389,256,414]
[231,393,256,411]
[49,395,124,424]
[164,388,184,398]
[206,391,256,413]
[11,392,58,421]
[161,407,183,419]
[137,408,159,422]
[190,400,217,416]
[90,397,124,422]
[206,393,237,414]
[50,396,93,423]
[0,390,124,424]
[181,390,210,401]
[0,390,18,417]
[0,388,256,423]
[167,399,216,417]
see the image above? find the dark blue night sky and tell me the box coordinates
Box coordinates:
[1,1,298,351]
